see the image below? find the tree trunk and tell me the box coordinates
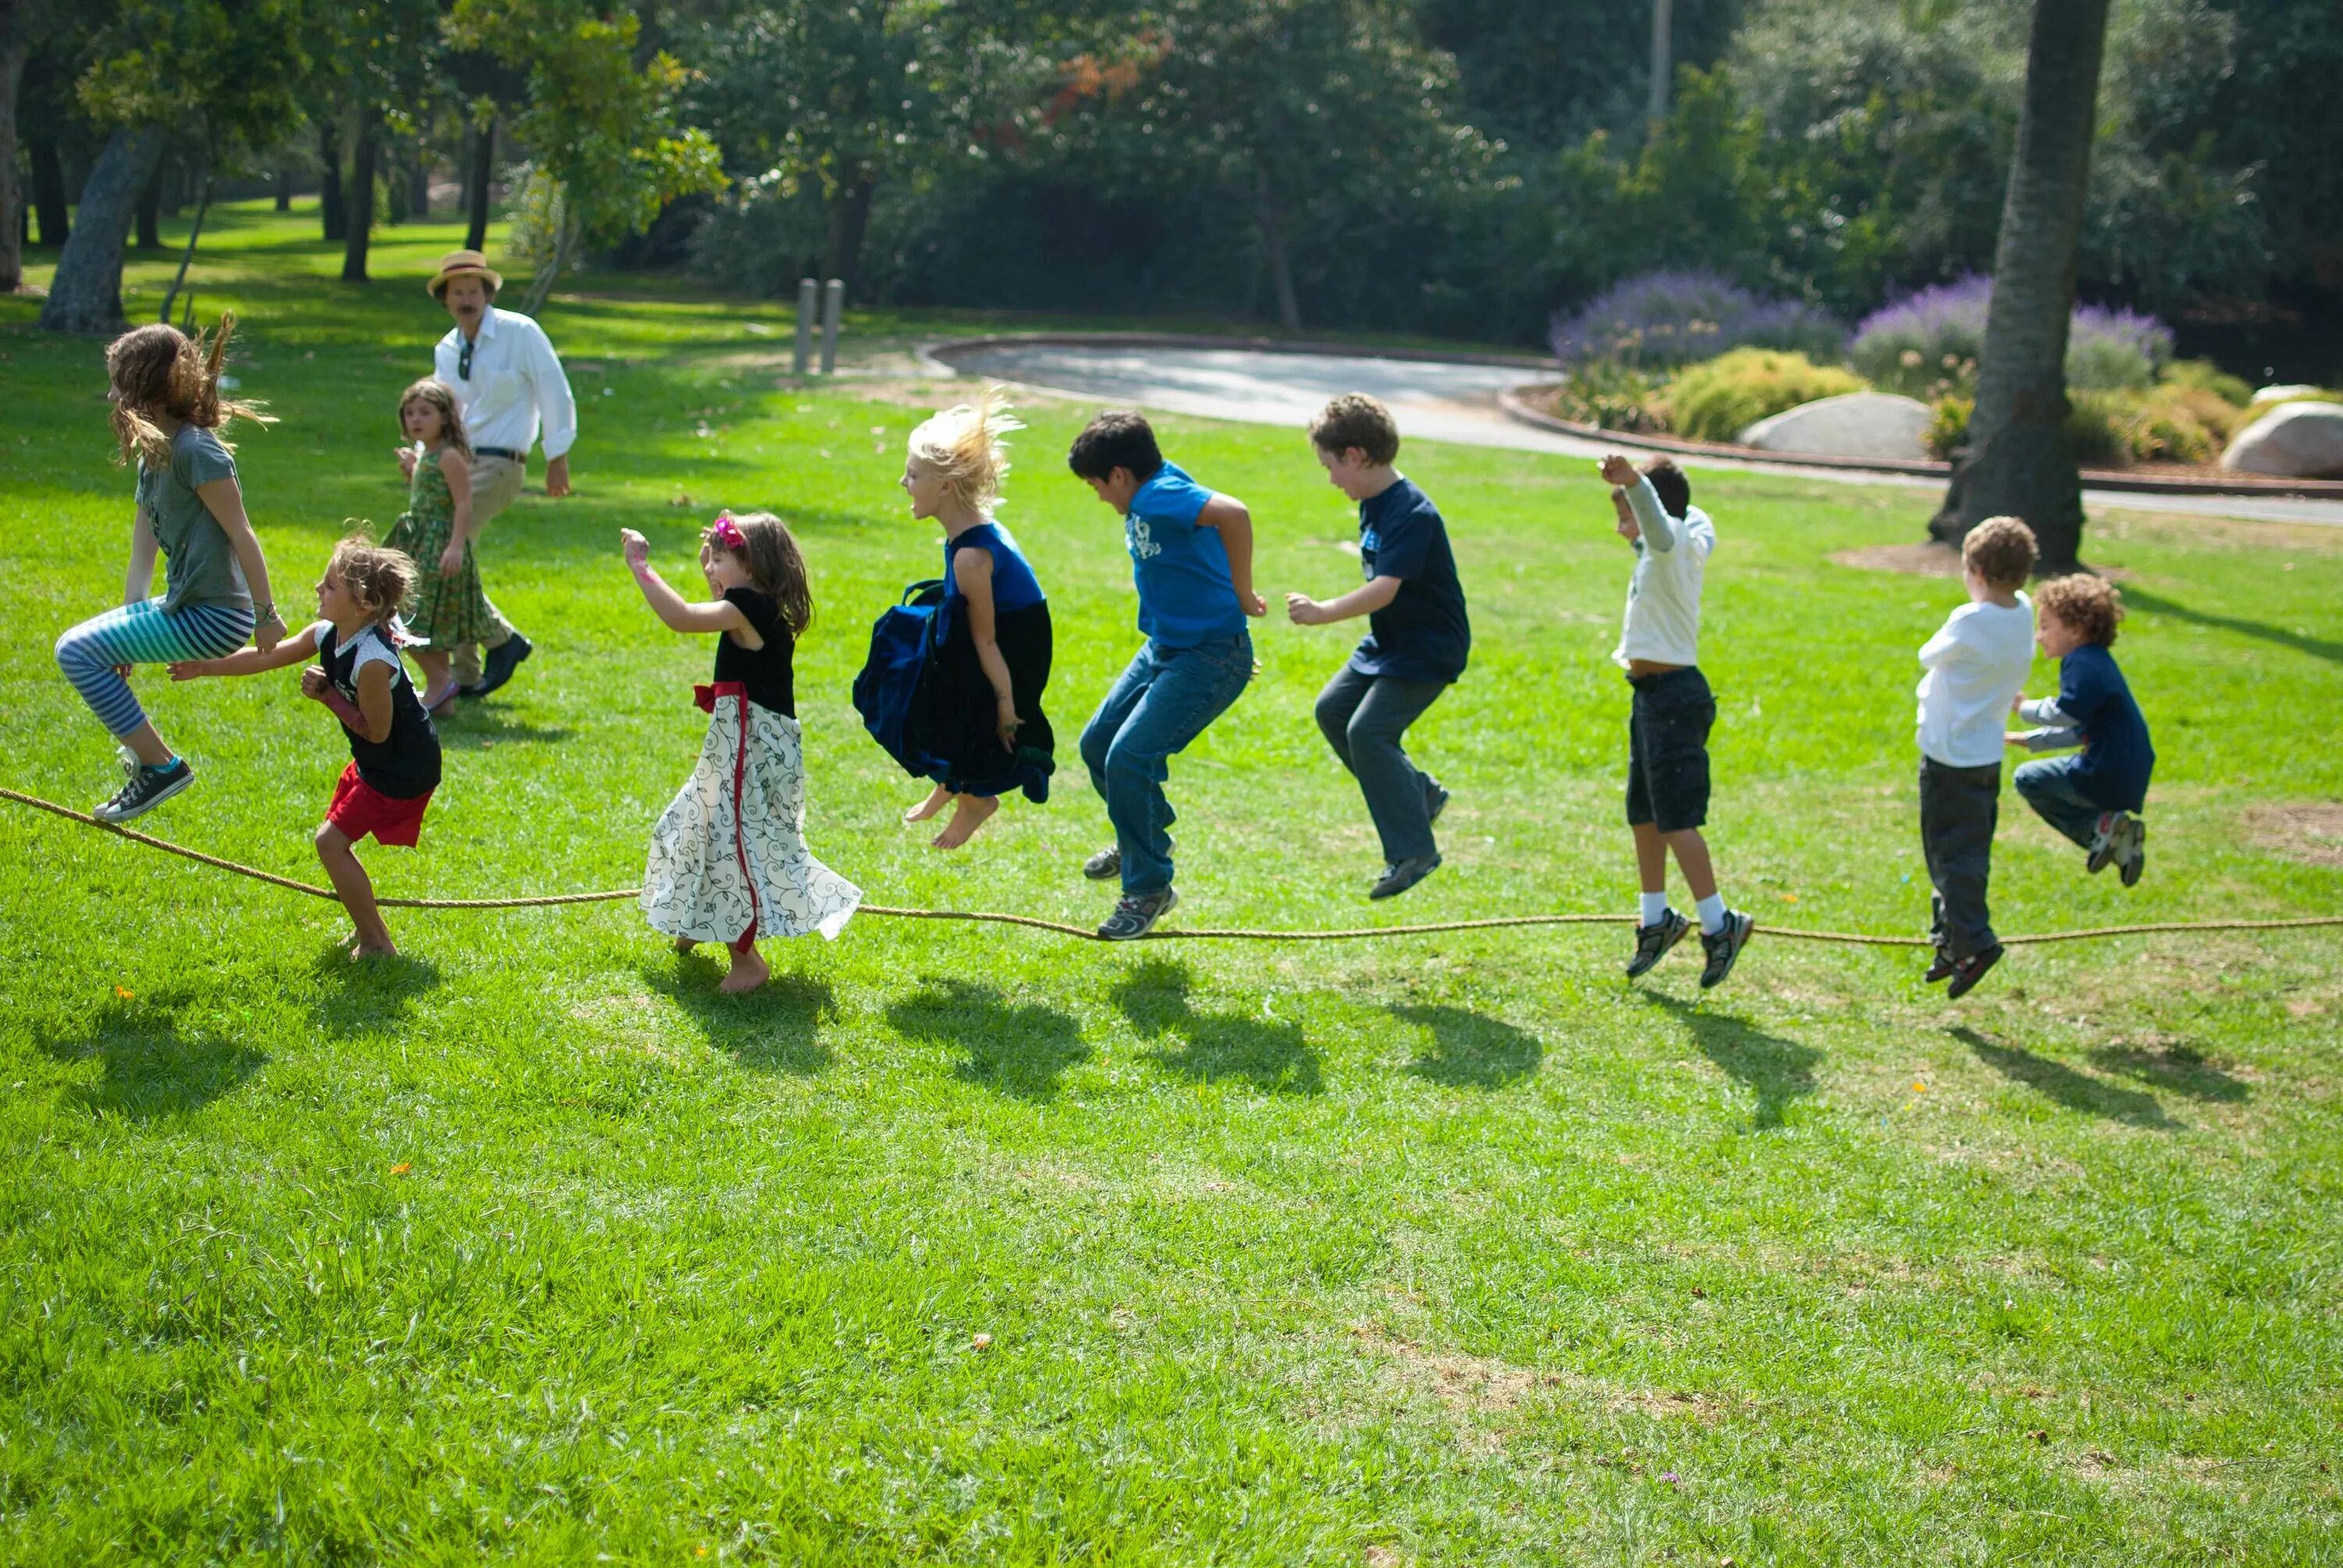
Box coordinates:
[158,164,210,324]
[320,120,347,242]
[341,109,378,282]
[136,158,162,250]
[38,125,165,333]
[1929,0,2113,572]
[409,155,430,218]
[465,118,494,251]
[822,175,876,301]
[1647,0,1674,123]
[1253,169,1301,333]
[0,4,26,293]
[274,165,293,212]
[30,133,69,245]
[515,207,576,318]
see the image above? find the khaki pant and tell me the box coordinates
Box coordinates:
[453,453,526,684]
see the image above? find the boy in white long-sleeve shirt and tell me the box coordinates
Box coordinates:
[1599,453,1753,989]
[1915,516,2038,999]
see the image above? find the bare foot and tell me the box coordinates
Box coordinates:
[903,784,953,825]
[931,793,999,850]
[351,937,399,960]
[673,935,697,954]
[719,944,769,994]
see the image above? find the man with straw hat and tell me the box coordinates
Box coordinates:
[399,248,578,697]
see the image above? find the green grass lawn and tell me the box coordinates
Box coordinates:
[3,204,2341,1563]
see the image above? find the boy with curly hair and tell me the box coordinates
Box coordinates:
[2010,573,2154,888]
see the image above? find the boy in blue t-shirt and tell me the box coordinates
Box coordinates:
[1068,411,1268,939]
[1286,394,1470,900]
[2010,574,2154,884]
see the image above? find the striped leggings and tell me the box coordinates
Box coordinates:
[55,599,256,738]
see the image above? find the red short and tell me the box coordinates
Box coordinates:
[326,761,433,846]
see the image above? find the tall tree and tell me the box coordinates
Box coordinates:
[0,0,29,290]
[1929,0,2113,571]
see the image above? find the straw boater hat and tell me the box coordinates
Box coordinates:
[426,249,504,300]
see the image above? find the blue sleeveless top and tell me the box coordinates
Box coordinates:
[942,521,1045,614]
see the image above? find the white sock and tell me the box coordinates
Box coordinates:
[1696,893,1728,935]
[1639,891,1671,927]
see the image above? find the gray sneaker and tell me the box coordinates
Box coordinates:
[1098,886,1177,940]
[1697,910,1755,989]
[94,757,194,824]
[1626,908,1692,979]
[2118,817,2147,887]
[2086,811,2129,875]
[1082,844,1122,881]
[1370,853,1442,900]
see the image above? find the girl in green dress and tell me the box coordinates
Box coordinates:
[383,378,490,714]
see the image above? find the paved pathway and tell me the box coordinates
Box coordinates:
[940,342,2343,528]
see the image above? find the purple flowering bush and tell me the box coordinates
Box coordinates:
[1550,271,1844,370]
[1850,277,2175,397]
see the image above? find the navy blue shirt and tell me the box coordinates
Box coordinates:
[1346,476,1470,684]
[2057,642,2154,812]
[1124,461,1247,648]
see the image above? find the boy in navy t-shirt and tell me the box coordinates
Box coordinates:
[1286,394,1469,900]
[2010,574,2154,884]
[1068,411,1268,939]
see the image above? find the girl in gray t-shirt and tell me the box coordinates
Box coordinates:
[54,317,289,823]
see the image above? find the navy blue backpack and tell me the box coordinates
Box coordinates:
[853,578,949,777]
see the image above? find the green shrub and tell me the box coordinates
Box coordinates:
[1546,362,1668,433]
[2064,385,2233,467]
[2161,358,2252,406]
[1665,348,1867,444]
[1925,395,1972,460]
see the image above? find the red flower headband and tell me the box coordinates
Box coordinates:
[708,511,747,552]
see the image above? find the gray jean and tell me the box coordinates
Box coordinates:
[1919,757,2001,960]
[1315,665,1450,864]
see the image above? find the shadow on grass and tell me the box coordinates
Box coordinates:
[35,996,268,1119]
[1641,992,1820,1131]
[2120,586,2343,668]
[1111,959,1321,1096]
[1952,1027,2176,1128]
[1390,1003,1543,1089]
[2087,1042,2248,1103]
[650,953,835,1075]
[432,715,576,750]
[886,977,1089,1100]
[308,943,441,1038]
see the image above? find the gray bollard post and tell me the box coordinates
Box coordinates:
[820,278,843,374]
[793,278,816,376]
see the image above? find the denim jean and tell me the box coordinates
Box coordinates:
[1314,665,1450,864]
[2014,755,2103,850]
[1080,633,1253,893]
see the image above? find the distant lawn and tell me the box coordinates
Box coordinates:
[2,206,2340,1563]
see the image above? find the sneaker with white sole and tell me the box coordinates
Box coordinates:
[1098,886,1177,940]
[2086,811,2130,875]
[1697,910,1755,989]
[2118,817,2147,886]
[94,757,194,824]
[1625,909,1692,979]
[1083,844,1122,882]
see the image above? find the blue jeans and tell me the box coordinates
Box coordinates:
[1080,633,1253,893]
[2014,755,2104,850]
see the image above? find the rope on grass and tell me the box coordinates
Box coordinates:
[8,785,2343,948]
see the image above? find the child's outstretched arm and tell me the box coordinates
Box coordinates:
[195,475,286,652]
[169,622,323,681]
[619,529,756,640]
[1599,454,1677,551]
[1287,576,1401,625]
[1197,494,1269,616]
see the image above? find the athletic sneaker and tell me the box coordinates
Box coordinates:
[1425,781,1451,825]
[1697,910,1755,989]
[1370,853,1441,900]
[1625,908,1692,979]
[1945,943,2004,1000]
[94,757,194,824]
[2086,811,2131,875]
[1098,886,1177,940]
[469,632,534,698]
[1083,844,1122,881]
[2118,818,2147,887]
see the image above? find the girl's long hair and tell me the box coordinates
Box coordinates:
[107,314,273,468]
[722,512,814,636]
[330,533,418,629]
[398,377,473,461]
[906,385,1022,514]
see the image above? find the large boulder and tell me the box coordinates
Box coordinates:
[2220,401,2343,478]
[1737,391,1933,461]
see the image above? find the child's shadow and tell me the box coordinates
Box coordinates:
[885,978,1090,1101]
[1391,1003,1544,1090]
[307,943,442,1038]
[1952,1027,2175,1128]
[1639,992,1821,1131]
[2086,1041,2248,1103]
[648,952,835,1075]
[1111,959,1322,1096]
[34,994,268,1121]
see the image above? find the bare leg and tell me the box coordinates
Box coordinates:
[720,942,769,994]
[904,783,953,824]
[415,650,457,713]
[121,720,173,769]
[931,793,999,850]
[316,822,397,957]
[1632,821,1670,894]
[1663,827,1718,903]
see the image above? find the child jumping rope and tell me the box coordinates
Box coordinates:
[622,514,861,994]
[55,316,288,822]
[2010,574,2154,884]
[169,540,442,959]
[896,390,1057,850]
[382,379,490,716]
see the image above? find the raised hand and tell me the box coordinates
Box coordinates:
[619,529,650,571]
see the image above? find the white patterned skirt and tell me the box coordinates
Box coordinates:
[641,684,862,944]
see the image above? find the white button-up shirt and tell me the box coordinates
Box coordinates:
[433,305,578,461]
